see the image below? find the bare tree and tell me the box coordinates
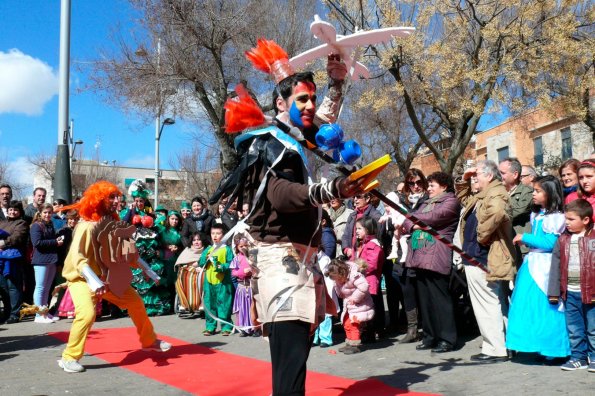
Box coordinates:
[172,144,221,203]
[27,153,121,199]
[326,0,594,173]
[85,0,316,173]
[0,154,26,198]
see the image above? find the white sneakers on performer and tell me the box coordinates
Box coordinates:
[142,339,172,352]
[58,359,86,373]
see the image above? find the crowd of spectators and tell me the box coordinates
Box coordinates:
[1,151,594,371]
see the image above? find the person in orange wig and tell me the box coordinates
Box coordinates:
[57,181,171,373]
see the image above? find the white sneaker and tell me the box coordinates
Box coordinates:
[58,359,86,373]
[34,316,55,324]
[47,313,60,322]
[142,339,172,352]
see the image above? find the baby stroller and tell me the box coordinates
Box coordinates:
[174,264,204,318]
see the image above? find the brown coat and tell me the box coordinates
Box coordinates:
[457,180,516,281]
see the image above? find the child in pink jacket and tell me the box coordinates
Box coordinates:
[352,217,385,339]
[325,258,375,355]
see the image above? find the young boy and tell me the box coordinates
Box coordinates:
[549,199,595,372]
[198,223,234,336]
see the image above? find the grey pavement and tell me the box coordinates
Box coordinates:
[0,314,592,396]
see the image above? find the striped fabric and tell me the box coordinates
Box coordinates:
[175,266,203,312]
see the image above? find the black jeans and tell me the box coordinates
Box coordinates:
[266,320,312,396]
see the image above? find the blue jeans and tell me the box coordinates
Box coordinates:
[33,264,56,312]
[0,263,23,318]
[565,291,595,362]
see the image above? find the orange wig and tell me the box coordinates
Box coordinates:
[61,181,122,221]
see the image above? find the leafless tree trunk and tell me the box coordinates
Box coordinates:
[84,0,315,173]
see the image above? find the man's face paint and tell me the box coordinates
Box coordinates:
[288,82,316,129]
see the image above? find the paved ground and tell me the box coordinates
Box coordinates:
[0,313,592,396]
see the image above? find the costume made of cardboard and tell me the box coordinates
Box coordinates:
[59,181,168,369]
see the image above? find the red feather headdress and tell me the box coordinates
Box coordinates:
[245,39,294,84]
[224,84,267,134]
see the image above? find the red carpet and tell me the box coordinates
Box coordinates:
[49,327,434,396]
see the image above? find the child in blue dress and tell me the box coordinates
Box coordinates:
[507,175,570,358]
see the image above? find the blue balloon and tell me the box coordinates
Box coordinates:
[333,140,361,165]
[315,124,345,151]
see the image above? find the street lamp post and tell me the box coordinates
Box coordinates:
[68,119,83,168]
[54,0,72,203]
[154,117,175,207]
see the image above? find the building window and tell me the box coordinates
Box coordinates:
[497,146,509,162]
[534,137,543,166]
[561,127,572,160]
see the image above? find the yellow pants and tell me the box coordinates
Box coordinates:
[62,280,157,361]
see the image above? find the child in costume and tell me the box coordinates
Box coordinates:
[548,199,595,372]
[199,223,234,336]
[57,181,170,374]
[507,175,570,358]
[230,233,256,336]
[325,257,374,354]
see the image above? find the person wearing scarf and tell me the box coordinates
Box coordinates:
[402,172,460,353]
[181,196,215,247]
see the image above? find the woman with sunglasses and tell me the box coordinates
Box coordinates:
[394,168,429,343]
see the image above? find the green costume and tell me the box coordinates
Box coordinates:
[199,244,234,332]
[159,225,183,286]
[131,227,173,316]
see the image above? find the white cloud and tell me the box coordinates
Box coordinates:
[0,49,59,115]
[6,156,36,197]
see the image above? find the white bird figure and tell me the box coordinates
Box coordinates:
[289,15,415,80]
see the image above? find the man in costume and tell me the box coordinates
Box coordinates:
[211,39,363,395]
[57,181,170,373]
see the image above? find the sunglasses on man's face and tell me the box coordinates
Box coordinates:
[354,194,368,200]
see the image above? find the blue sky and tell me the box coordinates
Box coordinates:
[0,0,196,193]
[0,1,509,196]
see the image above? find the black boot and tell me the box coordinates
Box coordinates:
[399,309,419,344]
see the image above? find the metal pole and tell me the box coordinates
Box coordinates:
[69,119,74,169]
[154,116,160,208]
[54,0,72,203]
[154,38,162,208]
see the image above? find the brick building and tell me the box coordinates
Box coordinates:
[411,105,593,175]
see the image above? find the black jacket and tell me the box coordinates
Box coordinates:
[181,209,215,247]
